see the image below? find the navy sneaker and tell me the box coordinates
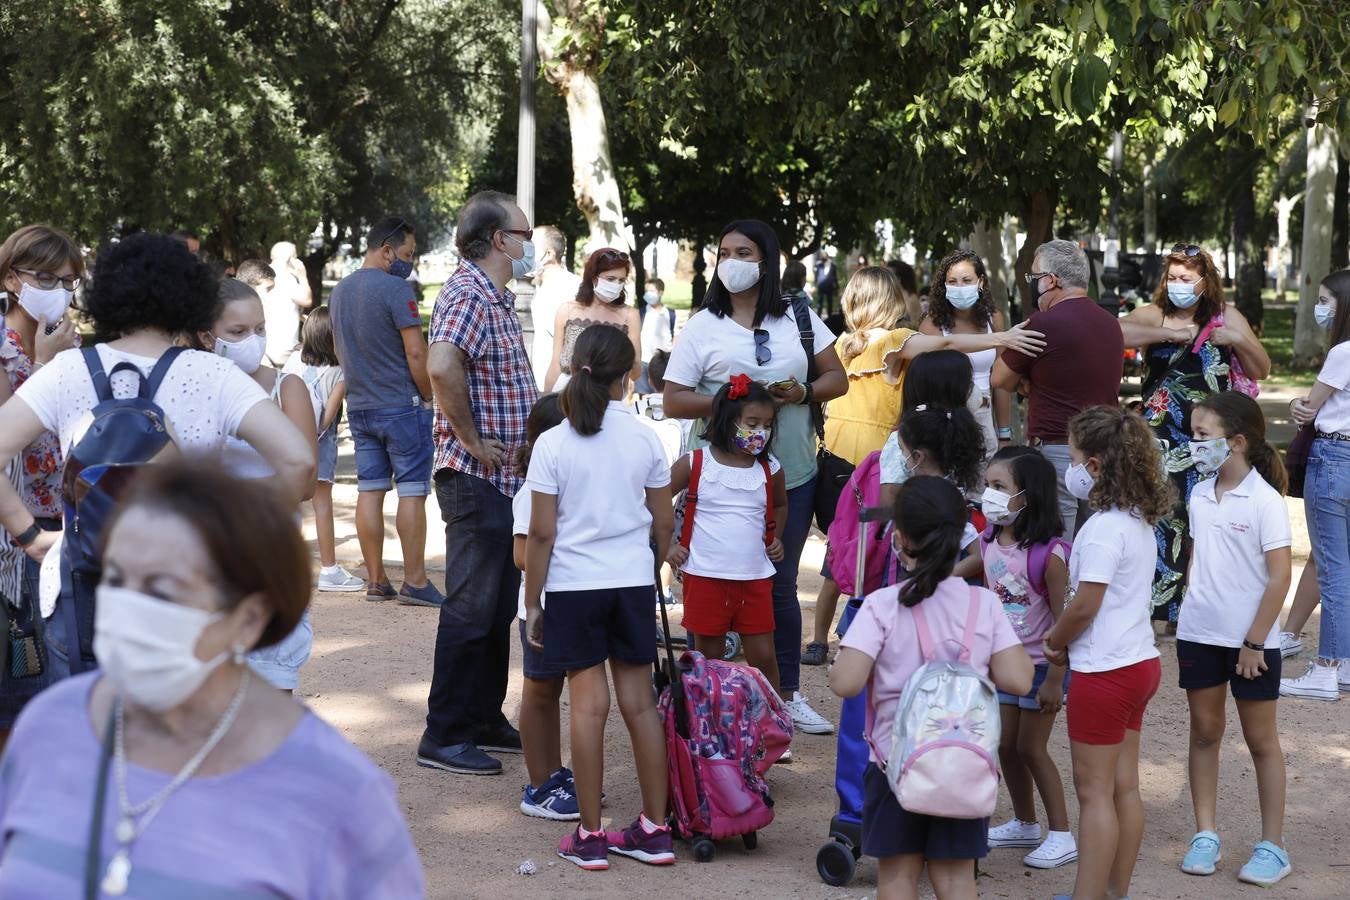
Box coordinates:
[521,770,581,821]
[415,735,502,775]
[397,580,445,608]
[557,766,607,805]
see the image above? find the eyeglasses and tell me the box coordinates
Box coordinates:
[499,228,532,239]
[754,328,772,366]
[1024,271,1051,284]
[14,268,81,291]
[378,218,410,249]
[1171,244,1203,257]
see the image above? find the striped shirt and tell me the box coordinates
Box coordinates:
[429,260,538,497]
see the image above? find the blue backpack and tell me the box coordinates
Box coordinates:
[58,346,184,673]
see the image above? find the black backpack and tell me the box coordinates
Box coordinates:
[58,347,184,673]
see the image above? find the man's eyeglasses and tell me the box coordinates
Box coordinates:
[754,328,772,366]
[1024,271,1051,285]
[14,268,81,291]
[1171,244,1203,257]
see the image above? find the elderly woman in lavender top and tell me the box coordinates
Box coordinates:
[0,463,423,899]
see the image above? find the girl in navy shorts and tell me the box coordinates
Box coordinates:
[1176,393,1293,885]
[666,375,786,692]
[522,326,676,872]
[1042,408,1172,900]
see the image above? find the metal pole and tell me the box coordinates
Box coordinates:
[515,0,537,316]
[1101,130,1123,314]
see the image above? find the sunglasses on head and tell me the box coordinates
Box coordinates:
[379,218,410,249]
[1171,243,1203,257]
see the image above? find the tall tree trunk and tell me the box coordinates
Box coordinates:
[1229,152,1265,333]
[971,217,1011,325]
[1275,193,1302,298]
[1142,157,1158,257]
[538,2,632,253]
[1333,149,1349,270]
[1294,124,1340,365]
[1014,190,1055,320]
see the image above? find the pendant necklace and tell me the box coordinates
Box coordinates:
[101,674,249,896]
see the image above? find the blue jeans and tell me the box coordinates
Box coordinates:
[0,553,56,729]
[425,469,519,745]
[1307,438,1350,659]
[348,405,434,497]
[772,478,816,695]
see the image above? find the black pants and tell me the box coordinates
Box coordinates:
[424,470,520,745]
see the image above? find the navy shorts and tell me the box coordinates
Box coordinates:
[348,405,433,497]
[997,663,1071,711]
[316,425,338,483]
[542,585,657,672]
[519,618,565,681]
[861,763,989,860]
[1177,639,1281,701]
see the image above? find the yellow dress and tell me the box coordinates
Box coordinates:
[823,328,914,466]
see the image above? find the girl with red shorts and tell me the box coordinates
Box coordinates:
[667,375,787,693]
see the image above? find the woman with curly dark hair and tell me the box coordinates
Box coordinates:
[0,233,314,679]
[544,247,641,391]
[1043,406,1173,900]
[920,249,1011,460]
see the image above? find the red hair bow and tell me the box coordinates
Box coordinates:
[728,373,751,400]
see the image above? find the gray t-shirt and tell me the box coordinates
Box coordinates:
[329,267,422,411]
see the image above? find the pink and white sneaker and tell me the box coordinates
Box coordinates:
[605,817,676,865]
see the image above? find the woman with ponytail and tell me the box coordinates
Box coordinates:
[1042,406,1172,900]
[830,476,1032,900]
[1172,391,1293,885]
[522,324,677,871]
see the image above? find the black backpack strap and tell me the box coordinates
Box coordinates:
[144,346,186,400]
[787,293,825,440]
[81,348,114,404]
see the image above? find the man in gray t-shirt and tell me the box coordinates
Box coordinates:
[329,216,444,607]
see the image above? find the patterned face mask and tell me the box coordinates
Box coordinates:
[1189,437,1231,476]
[733,426,770,455]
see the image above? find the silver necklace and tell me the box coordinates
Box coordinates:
[101,673,250,897]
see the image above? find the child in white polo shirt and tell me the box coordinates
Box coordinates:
[1176,391,1293,886]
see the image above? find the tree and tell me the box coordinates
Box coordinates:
[1294,123,1339,365]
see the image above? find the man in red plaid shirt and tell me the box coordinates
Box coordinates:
[418,191,540,776]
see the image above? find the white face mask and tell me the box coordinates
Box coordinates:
[981,487,1023,526]
[718,258,762,294]
[213,333,267,374]
[1189,437,1231,476]
[93,585,229,711]
[1065,462,1095,501]
[946,283,980,310]
[16,281,73,325]
[642,290,659,306]
[593,279,624,302]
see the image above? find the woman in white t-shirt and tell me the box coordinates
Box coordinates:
[0,233,314,677]
[1288,268,1350,699]
[664,219,847,735]
[1042,407,1172,900]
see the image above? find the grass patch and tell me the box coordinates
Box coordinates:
[1260,304,1320,389]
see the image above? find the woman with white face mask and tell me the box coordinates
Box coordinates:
[0,462,424,898]
[544,247,642,391]
[196,279,317,691]
[0,225,81,749]
[0,233,314,679]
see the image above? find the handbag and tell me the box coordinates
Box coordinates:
[1286,424,1313,499]
[1194,313,1259,397]
[787,294,854,531]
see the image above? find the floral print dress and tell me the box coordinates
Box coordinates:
[1141,335,1232,623]
[1,327,64,519]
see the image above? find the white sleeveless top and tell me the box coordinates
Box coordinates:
[942,323,995,391]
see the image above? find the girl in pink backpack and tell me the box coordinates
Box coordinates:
[976,447,1076,870]
[830,476,1033,900]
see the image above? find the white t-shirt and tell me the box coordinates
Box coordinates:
[531,267,581,389]
[682,450,781,580]
[1178,468,1291,649]
[263,269,304,364]
[641,305,674,362]
[1066,506,1160,673]
[16,345,267,457]
[526,401,671,591]
[1314,341,1350,435]
[664,305,835,490]
[512,488,541,620]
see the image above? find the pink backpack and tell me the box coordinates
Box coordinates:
[826,450,889,596]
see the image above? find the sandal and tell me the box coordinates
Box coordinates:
[801,641,829,666]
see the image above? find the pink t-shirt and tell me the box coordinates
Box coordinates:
[841,576,1020,765]
[981,536,1067,664]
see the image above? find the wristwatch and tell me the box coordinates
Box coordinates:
[9,521,40,549]
[997,426,1013,440]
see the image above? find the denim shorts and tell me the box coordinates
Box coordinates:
[247,610,314,691]
[316,426,338,484]
[348,405,433,497]
[997,662,1070,711]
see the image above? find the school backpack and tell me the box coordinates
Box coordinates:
[58,347,185,673]
[678,448,775,552]
[867,589,1002,819]
[825,450,889,597]
[976,528,1072,600]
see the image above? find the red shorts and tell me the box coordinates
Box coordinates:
[680,574,775,636]
[1066,657,1162,745]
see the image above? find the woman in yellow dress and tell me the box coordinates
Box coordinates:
[801,266,1045,665]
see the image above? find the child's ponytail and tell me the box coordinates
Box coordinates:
[561,325,635,436]
[893,476,967,608]
[896,405,985,492]
[1196,391,1289,495]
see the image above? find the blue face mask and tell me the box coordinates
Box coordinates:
[946,283,980,310]
[1167,282,1200,308]
[388,258,413,280]
[1316,304,1336,329]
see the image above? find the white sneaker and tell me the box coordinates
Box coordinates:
[1341,666,1350,694]
[1280,661,1340,701]
[317,565,365,592]
[785,691,834,734]
[1023,830,1078,868]
[1278,632,1303,658]
[987,818,1041,848]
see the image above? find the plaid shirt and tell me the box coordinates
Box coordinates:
[430,260,539,497]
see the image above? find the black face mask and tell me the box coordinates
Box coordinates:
[1029,273,1056,310]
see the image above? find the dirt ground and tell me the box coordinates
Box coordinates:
[298,448,1350,900]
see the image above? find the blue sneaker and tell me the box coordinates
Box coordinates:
[557,766,607,806]
[397,580,445,608]
[1238,841,1291,886]
[1181,830,1221,875]
[520,769,580,821]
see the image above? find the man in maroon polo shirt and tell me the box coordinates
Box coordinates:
[992,239,1123,535]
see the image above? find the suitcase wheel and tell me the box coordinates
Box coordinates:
[692,837,716,863]
[817,839,856,886]
[741,831,757,850]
